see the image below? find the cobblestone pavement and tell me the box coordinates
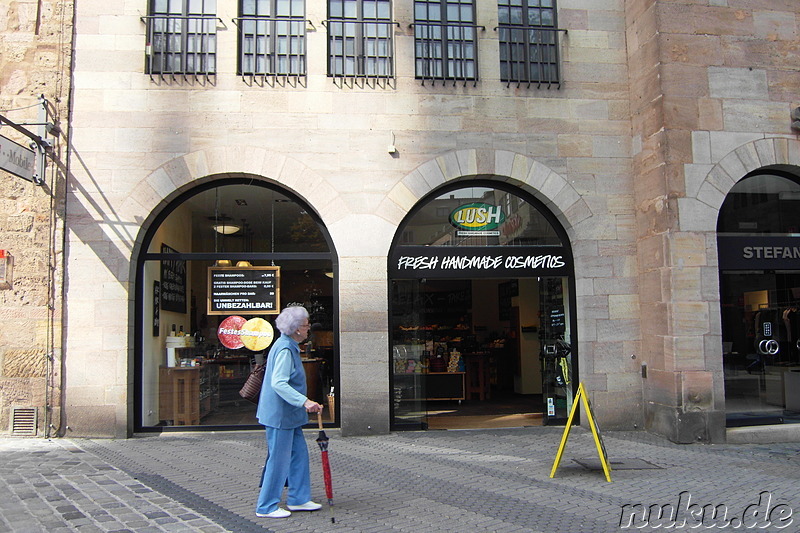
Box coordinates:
[2,427,800,532]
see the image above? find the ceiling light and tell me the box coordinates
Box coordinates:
[213,224,241,235]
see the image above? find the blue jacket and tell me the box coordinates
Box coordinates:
[256,334,308,429]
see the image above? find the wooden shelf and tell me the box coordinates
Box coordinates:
[159,365,219,425]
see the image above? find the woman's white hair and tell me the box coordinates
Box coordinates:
[275,305,309,335]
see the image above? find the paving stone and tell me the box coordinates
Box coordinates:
[2,429,800,532]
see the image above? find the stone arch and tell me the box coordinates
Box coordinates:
[120,146,350,255]
[383,149,594,235]
[679,137,800,232]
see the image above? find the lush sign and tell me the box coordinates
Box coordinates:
[450,203,506,231]
[390,246,569,278]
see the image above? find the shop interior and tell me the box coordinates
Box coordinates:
[138,182,335,429]
[389,183,576,431]
[720,271,800,427]
[718,171,800,427]
[390,275,573,430]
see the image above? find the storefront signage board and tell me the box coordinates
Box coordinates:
[390,246,569,278]
[0,134,36,183]
[208,266,280,315]
[449,202,506,231]
[550,382,612,483]
[718,235,800,270]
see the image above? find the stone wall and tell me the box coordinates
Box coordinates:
[627,0,800,443]
[0,0,72,436]
[63,0,642,437]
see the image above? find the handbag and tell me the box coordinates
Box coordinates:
[239,363,266,404]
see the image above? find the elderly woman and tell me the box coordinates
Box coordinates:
[256,306,323,519]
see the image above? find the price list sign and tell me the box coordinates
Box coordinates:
[208,266,280,315]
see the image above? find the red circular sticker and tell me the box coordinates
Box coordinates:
[218,315,247,349]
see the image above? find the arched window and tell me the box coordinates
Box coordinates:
[388,181,576,430]
[135,179,337,430]
[717,171,800,428]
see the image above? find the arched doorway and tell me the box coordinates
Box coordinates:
[718,168,800,428]
[134,177,337,430]
[388,181,576,430]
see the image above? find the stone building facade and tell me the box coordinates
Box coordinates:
[1,0,798,443]
[0,1,72,437]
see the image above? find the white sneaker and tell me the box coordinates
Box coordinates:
[256,508,291,518]
[287,501,323,511]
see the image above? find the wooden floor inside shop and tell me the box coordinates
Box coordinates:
[195,392,543,430]
[425,392,545,430]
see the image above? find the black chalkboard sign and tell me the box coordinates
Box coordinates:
[153,280,160,336]
[548,306,566,332]
[208,266,280,315]
[160,244,186,313]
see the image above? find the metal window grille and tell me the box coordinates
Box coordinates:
[326,0,395,79]
[496,0,564,88]
[143,0,218,83]
[413,0,481,86]
[236,0,307,81]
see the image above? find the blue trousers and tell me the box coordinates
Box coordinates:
[256,426,311,514]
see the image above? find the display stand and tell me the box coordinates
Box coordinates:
[159,365,218,425]
[465,354,491,400]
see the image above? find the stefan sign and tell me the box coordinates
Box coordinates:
[0,134,36,183]
[717,235,800,270]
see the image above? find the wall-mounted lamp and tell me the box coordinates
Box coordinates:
[324,269,334,279]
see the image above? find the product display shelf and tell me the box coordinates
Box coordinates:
[159,365,219,425]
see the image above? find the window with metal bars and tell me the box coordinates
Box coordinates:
[236,0,306,78]
[497,0,562,88]
[144,0,218,82]
[413,0,479,85]
[326,0,394,78]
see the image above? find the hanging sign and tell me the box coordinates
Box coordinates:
[450,203,506,236]
[208,266,280,315]
[550,382,612,483]
[0,134,36,183]
[390,246,569,279]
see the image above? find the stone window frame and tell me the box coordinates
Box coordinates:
[143,0,219,82]
[496,0,564,89]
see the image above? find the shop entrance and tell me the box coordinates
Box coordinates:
[389,182,576,430]
[718,170,800,428]
[134,179,337,430]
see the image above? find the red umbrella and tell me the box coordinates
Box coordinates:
[316,412,335,523]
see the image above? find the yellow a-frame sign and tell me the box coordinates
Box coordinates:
[549,382,612,482]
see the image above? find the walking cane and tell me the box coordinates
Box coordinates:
[316,411,335,523]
